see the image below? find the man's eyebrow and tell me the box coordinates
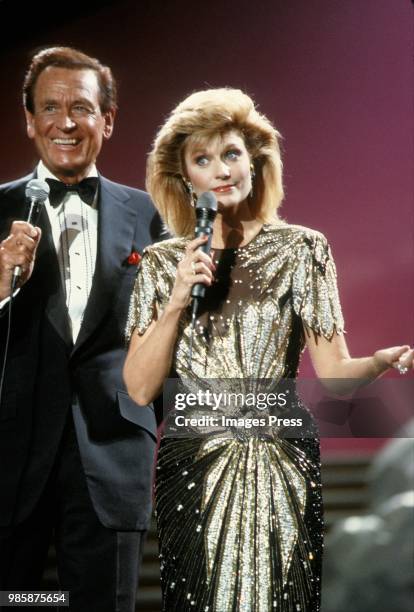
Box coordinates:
[38,96,94,106]
[39,97,59,105]
[71,97,95,105]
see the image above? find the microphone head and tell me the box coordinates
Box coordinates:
[195,191,217,218]
[25,178,50,202]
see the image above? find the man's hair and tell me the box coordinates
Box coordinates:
[23,46,117,114]
[146,88,284,237]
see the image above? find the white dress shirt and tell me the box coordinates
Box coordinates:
[38,161,98,342]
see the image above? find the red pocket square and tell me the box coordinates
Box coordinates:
[127,251,141,265]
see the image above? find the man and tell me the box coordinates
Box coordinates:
[0,47,164,611]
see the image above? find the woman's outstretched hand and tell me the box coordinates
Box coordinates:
[306,332,413,394]
[373,345,414,374]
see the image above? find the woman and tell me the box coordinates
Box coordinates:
[124,88,413,611]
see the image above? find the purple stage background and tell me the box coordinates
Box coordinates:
[0,0,412,453]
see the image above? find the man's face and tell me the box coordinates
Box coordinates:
[25,66,115,183]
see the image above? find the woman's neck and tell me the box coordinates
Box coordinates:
[211,210,263,249]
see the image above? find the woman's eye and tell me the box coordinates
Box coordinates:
[195,156,209,167]
[224,149,241,161]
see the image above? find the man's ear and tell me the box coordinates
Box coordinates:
[25,109,36,140]
[103,108,116,140]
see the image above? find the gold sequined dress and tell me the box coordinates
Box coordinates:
[126,224,344,612]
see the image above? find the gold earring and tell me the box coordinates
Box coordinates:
[249,162,256,197]
[182,176,196,206]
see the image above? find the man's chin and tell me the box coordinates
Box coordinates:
[44,161,90,182]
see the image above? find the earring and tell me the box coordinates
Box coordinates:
[249,162,256,198]
[182,176,196,207]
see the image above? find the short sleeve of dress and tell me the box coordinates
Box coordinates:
[125,248,159,342]
[292,231,345,339]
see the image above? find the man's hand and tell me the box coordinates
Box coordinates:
[0,221,42,300]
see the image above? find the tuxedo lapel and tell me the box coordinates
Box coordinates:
[38,206,73,348]
[72,177,139,353]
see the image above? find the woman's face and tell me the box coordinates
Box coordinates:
[183,130,252,210]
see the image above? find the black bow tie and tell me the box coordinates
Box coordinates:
[45,177,99,208]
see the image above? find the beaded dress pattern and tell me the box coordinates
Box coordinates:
[126,224,344,612]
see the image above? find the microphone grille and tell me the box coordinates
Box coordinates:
[196,191,217,212]
[25,179,50,202]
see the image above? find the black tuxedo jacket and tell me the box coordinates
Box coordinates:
[0,173,164,530]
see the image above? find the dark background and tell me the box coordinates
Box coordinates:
[0,0,412,453]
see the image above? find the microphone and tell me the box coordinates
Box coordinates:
[187,191,217,368]
[11,179,50,291]
[191,191,218,301]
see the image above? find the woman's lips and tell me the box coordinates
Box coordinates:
[212,185,234,193]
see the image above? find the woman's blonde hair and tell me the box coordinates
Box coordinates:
[146,88,284,237]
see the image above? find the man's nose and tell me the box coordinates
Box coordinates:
[56,112,76,130]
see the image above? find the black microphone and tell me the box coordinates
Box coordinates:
[191,191,218,301]
[11,179,50,291]
[188,191,217,366]
[187,191,217,367]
